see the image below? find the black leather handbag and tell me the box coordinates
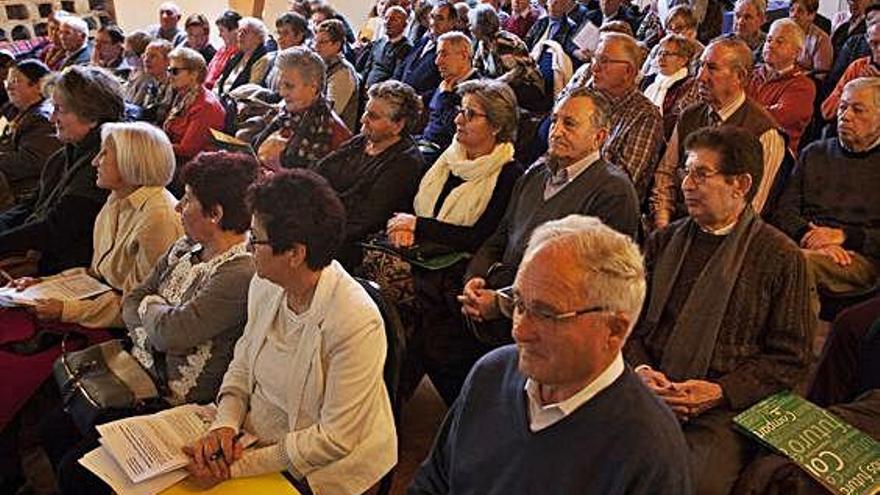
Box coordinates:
[52,337,166,434]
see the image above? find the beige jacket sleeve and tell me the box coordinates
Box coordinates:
[61,202,182,328]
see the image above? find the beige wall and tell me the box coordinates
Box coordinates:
[115,0,372,45]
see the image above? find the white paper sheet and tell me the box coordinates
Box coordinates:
[572,21,601,52]
[79,446,188,495]
[0,270,112,306]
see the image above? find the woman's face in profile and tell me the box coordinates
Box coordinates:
[176,185,216,243]
[278,67,319,112]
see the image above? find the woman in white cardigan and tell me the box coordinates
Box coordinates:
[185,169,396,495]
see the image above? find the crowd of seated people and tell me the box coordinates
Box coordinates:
[0,0,876,493]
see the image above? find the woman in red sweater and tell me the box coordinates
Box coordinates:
[163,46,226,193]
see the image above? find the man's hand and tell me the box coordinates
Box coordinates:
[808,245,854,266]
[800,222,845,249]
[183,427,242,481]
[660,379,724,421]
[635,366,676,394]
[31,298,62,321]
[387,213,417,249]
[457,277,501,322]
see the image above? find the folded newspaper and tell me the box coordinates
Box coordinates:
[734,392,880,495]
[0,269,112,307]
[79,404,256,495]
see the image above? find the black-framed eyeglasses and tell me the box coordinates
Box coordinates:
[455,105,488,121]
[166,66,189,75]
[495,286,609,322]
[677,166,722,185]
[246,231,271,250]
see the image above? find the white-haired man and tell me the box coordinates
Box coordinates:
[58,16,91,69]
[409,215,692,495]
[748,18,816,153]
[734,0,767,58]
[150,2,186,46]
[772,77,880,296]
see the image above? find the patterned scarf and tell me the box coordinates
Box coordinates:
[165,86,200,122]
[277,96,337,169]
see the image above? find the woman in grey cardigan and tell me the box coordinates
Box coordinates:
[122,151,259,405]
[42,152,261,495]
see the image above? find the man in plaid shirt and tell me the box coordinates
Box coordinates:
[590,33,664,202]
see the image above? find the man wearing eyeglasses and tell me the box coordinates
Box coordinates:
[626,126,813,495]
[409,215,692,495]
[650,36,787,230]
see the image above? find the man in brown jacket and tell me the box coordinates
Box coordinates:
[625,126,814,495]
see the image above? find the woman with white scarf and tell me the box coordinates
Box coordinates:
[641,34,702,139]
[386,79,524,406]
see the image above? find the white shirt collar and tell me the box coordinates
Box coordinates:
[524,353,625,432]
[715,91,746,122]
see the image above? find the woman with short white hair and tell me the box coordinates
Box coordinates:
[215,17,271,97]
[12,121,184,328]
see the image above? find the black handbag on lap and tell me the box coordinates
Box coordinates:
[52,337,167,434]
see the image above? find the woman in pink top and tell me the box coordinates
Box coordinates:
[205,11,241,90]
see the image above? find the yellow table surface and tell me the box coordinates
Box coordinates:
[161,473,301,495]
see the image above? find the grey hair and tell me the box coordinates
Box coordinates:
[843,76,880,108]
[659,33,698,60]
[169,46,208,83]
[59,15,89,36]
[469,4,500,36]
[665,5,698,29]
[367,79,424,135]
[100,122,175,187]
[239,17,268,41]
[769,18,805,51]
[146,39,174,57]
[735,0,767,16]
[522,215,646,333]
[707,35,754,84]
[599,32,644,69]
[557,86,612,131]
[49,66,125,126]
[437,31,474,59]
[275,46,327,90]
[457,79,519,143]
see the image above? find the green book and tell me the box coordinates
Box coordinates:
[734,392,880,495]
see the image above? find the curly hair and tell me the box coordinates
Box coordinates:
[247,169,346,270]
[367,80,424,135]
[181,152,260,233]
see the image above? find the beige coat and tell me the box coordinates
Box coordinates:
[60,186,182,328]
[217,262,397,495]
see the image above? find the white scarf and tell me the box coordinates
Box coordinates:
[413,140,515,226]
[644,67,689,114]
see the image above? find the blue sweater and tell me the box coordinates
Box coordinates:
[408,346,693,495]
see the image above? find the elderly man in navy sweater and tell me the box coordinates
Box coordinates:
[408,215,692,495]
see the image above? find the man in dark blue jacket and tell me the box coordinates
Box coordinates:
[395,0,458,102]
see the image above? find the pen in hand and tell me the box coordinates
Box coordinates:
[208,431,245,462]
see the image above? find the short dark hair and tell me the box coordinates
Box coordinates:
[317,19,346,44]
[185,13,209,30]
[247,169,346,270]
[99,24,125,44]
[13,59,51,84]
[790,0,819,13]
[215,10,242,31]
[684,125,764,200]
[276,12,312,39]
[49,66,125,125]
[181,152,260,233]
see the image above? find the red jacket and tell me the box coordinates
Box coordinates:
[164,87,227,163]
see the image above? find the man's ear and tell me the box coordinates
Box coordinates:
[734,173,754,200]
[605,311,632,349]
